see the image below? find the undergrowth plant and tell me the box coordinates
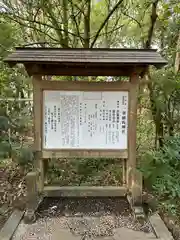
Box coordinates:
[47,158,123,186]
[0,114,33,169]
[140,136,180,215]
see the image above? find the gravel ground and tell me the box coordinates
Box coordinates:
[13,197,154,240]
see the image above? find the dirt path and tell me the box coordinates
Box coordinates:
[12,198,157,240]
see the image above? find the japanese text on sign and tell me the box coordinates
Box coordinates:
[43,91,128,149]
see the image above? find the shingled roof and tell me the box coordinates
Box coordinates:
[4,48,167,76]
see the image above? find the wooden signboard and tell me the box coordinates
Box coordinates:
[4,48,167,222]
[33,80,131,159]
[43,90,128,150]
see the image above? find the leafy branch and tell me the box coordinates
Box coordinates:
[90,0,124,48]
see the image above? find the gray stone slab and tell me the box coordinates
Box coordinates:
[113,227,156,240]
[13,220,81,240]
[0,210,24,240]
[149,213,174,240]
[12,213,154,240]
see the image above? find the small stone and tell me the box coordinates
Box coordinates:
[74,212,82,217]
[51,205,57,210]
[134,206,144,215]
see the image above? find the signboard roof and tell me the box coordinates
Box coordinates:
[4,48,167,76]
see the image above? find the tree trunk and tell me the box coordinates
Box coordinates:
[62,0,68,46]
[84,0,91,48]
[175,31,180,74]
[144,0,159,49]
[104,0,110,48]
[144,0,165,148]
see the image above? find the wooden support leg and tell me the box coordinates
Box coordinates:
[127,73,139,190]
[132,169,142,206]
[37,158,49,188]
[34,151,44,193]
[127,73,144,218]
[122,159,126,186]
[127,169,144,219]
[126,161,132,190]
[24,172,38,223]
[38,158,44,192]
[44,158,49,185]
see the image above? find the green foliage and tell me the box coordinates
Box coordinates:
[0,116,11,159]
[140,136,180,214]
[13,147,34,166]
[47,158,123,186]
[0,116,9,131]
[0,141,11,158]
[145,68,180,148]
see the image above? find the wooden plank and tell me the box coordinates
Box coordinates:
[25,64,136,76]
[149,213,174,240]
[127,73,139,190]
[42,149,128,159]
[0,210,24,240]
[39,80,131,91]
[32,76,42,151]
[44,186,127,197]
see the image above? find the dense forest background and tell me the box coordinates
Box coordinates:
[0,0,180,220]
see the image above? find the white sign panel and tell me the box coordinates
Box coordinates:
[43,91,128,149]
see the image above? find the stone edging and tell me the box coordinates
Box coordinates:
[143,192,178,240]
[0,209,24,240]
[149,213,174,240]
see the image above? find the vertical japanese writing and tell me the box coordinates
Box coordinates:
[44,91,128,149]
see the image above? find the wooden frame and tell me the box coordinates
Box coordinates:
[25,63,137,76]
[44,186,127,197]
[42,149,128,159]
[24,73,141,222]
[33,79,131,159]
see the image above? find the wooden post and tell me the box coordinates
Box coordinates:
[32,76,44,193]
[32,76,42,151]
[33,151,44,192]
[122,159,126,186]
[29,76,44,204]
[127,72,142,204]
[24,172,38,223]
[24,76,45,223]
[132,169,142,205]
[44,158,49,184]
